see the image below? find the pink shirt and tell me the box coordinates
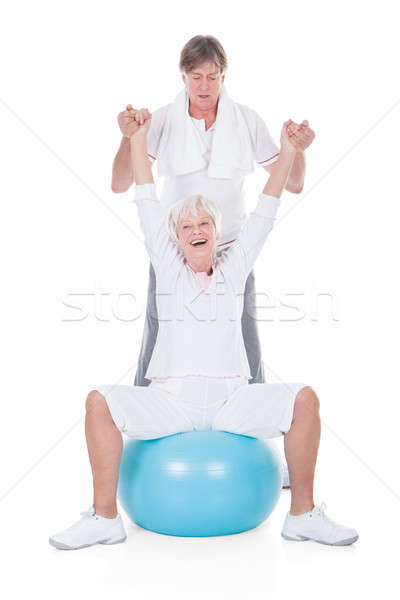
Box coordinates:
[194,271,212,291]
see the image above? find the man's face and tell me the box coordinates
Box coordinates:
[182,61,225,112]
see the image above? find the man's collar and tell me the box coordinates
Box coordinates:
[190,115,216,133]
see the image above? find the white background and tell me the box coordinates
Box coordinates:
[1,0,399,597]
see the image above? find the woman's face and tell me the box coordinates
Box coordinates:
[177,208,218,263]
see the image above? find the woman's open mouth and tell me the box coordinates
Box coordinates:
[190,239,207,246]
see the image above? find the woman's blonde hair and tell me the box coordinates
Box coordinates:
[167,194,221,246]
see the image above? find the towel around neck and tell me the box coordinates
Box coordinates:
[156,85,255,180]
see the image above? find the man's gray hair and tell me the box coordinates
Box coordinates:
[167,194,221,244]
[179,35,228,74]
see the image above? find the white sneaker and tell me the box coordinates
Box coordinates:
[282,462,290,488]
[49,506,127,550]
[281,502,359,546]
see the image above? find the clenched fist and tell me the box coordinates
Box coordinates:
[117,104,152,138]
[131,111,152,139]
[280,120,298,152]
[282,119,316,152]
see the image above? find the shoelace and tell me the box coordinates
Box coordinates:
[80,506,99,520]
[312,502,328,518]
[310,502,338,534]
[64,507,98,532]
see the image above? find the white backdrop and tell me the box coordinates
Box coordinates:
[1,0,399,598]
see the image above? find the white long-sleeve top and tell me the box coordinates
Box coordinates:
[134,183,280,380]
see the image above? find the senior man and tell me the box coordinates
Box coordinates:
[112,35,315,392]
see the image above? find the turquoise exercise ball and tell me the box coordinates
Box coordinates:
[117,430,282,537]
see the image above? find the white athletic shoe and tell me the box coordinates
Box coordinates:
[281,502,359,546]
[282,463,290,488]
[49,506,127,550]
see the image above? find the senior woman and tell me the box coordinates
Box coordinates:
[49,115,358,550]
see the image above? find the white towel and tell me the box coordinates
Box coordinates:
[156,86,254,179]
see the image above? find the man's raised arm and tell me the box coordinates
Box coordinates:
[112,136,134,193]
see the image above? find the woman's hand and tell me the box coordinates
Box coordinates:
[131,108,152,138]
[282,119,315,152]
[117,105,152,138]
[280,120,298,154]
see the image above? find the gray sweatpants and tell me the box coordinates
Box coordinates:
[134,263,265,386]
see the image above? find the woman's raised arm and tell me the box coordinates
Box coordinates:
[262,121,297,198]
[228,122,298,277]
[130,115,154,185]
[130,115,180,272]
